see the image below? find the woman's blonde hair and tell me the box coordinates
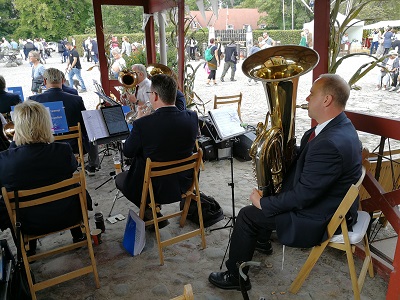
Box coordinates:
[13,100,54,146]
[29,50,40,60]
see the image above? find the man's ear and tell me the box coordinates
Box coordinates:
[324,94,334,107]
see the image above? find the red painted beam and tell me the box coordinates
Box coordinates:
[312,0,329,80]
[345,111,400,140]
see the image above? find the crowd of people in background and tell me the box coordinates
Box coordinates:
[371,26,400,93]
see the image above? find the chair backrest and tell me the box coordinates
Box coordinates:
[213,93,242,119]
[140,150,203,206]
[325,166,366,239]
[2,171,86,233]
[54,123,85,173]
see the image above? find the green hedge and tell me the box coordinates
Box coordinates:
[72,29,303,57]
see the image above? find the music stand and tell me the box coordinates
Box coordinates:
[205,106,246,231]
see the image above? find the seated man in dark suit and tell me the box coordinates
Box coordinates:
[115,74,198,227]
[209,74,362,291]
[0,75,22,115]
[29,68,100,176]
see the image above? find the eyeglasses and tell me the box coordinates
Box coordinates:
[146,91,157,95]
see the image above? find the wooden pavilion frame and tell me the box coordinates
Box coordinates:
[92,1,399,298]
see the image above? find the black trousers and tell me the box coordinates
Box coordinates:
[226,205,276,275]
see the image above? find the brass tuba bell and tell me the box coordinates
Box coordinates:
[118,69,138,88]
[146,63,173,77]
[242,45,319,196]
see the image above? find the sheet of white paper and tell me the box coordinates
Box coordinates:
[81,110,108,142]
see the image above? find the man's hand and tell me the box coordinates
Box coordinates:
[128,93,137,104]
[250,188,263,209]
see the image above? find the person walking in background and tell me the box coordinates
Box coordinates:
[121,36,132,57]
[84,37,92,62]
[58,39,66,63]
[299,31,307,47]
[24,39,36,61]
[220,39,238,82]
[305,28,313,48]
[189,37,198,60]
[29,51,45,94]
[65,42,87,93]
[370,29,381,55]
[206,38,219,86]
[247,38,262,85]
[90,38,99,64]
[382,27,394,56]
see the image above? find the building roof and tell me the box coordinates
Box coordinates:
[188,8,266,30]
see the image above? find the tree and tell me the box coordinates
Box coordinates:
[358,0,400,24]
[100,5,144,34]
[13,0,92,40]
[0,0,18,37]
[240,0,313,29]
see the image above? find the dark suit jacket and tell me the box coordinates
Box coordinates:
[120,106,198,206]
[260,112,362,248]
[29,88,89,153]
[62,84,79,95]
[0,90,21,114]
[0,142,82,234]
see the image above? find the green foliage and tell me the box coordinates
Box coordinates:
[0,0,18,37]
[13,0,92,40]
[100,5,144,34]
[241,0,313,29]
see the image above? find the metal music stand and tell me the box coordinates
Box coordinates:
[204,107,246,269]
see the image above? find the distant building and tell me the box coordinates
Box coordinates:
[188,8,267,31]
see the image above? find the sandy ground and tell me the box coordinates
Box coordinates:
[0,52,395,299]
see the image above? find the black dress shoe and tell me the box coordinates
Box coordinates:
[208,270,251,291]
[255,240,273,255]
[144,208,170,230]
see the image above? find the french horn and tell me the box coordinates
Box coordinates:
[242,45,319,196]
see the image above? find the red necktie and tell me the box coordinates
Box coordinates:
[308,129,316,142]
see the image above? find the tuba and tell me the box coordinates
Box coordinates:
[242,45,319,196]
[146,63,173,78]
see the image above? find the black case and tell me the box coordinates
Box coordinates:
[233,131,256,161]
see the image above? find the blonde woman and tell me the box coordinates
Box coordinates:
[29,50,45,94]
[0,100,90,252]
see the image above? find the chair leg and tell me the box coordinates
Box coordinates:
[289,241,329,294]
[363,234,374,278]
[21,236,37,300]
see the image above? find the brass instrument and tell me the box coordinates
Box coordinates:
[124,64,173,124]
[3,121,15,142]
[242,45,319,196]
[146,63,173,77]
[118,69,138,89]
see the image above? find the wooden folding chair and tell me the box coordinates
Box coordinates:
[213,92,242,120]
[170,284,194,300]
[2,171,100,300]
[290,166,374,300]
[53,123,85,174]
[138,150,206,265]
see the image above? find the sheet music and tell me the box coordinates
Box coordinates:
[81,110,108,142]
[209,106,245,140]
[122,209,145,256]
